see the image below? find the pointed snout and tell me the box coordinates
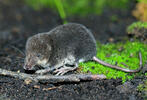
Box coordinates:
[23,64,33,70]
[24,55,37,70]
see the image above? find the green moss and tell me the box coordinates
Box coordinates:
[137,84,144,92]
[144,80,147,97]
[127,21,147,33]
[79,41,147,82]
[137,80,147,98]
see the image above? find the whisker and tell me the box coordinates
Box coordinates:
[8,45,25,57]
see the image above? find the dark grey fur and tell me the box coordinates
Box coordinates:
[49,23,97,65]
[24,23,97,75]
[24,23,142,75]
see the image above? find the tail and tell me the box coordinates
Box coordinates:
[93,52,143,73]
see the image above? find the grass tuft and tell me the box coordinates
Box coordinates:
[54,0,67,24]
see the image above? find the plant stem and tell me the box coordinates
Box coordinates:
[54,0,67,24]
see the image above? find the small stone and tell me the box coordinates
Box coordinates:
[24,78,32,85]
[17,70,20,73]
[33,85,40,89]
[108,37,114,42]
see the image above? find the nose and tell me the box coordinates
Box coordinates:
[23,64,32,70]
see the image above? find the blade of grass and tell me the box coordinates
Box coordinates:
[54,0,67,24]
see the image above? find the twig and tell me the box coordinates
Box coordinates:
[0,52,143,83]
[43,86,61,91]
[0,68,106,83]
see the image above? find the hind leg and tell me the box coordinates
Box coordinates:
[53,54,78,75]
[54,57,87,75]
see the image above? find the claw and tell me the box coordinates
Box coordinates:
[54,65,78,76]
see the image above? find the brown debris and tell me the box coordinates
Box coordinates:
[133,2,147,22]
[43,86,61,91]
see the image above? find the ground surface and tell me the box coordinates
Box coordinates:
[0,0,146,100]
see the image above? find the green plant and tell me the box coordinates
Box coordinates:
[137,84,144,92]
[110,15,119,22]
[79,41,147,82]
[25,0,67,24]
[127,21,147,33]
[126,21,147,39]
[106,0,130,9]
[25,0,131,23]
[25,0,131,16]
[144,80,147,97]
[137,0,147,4]
[54,0,67,24]
[137,80,147,98]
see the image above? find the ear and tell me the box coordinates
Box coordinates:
[41,33,53,51]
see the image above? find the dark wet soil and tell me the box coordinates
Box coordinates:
[0,0,146,100]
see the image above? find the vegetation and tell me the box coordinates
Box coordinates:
[137,80,147,98]
[25,0,131,23]
[54,0,67,24]
[144,80,147,97]
[138,0,147,3]
[79,41,147,82]
[127,21,147,39]
[25,0,130,16]
[137,83,144,92]
[127,21,147,33]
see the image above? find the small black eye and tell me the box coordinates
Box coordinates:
[37,54,41,58]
